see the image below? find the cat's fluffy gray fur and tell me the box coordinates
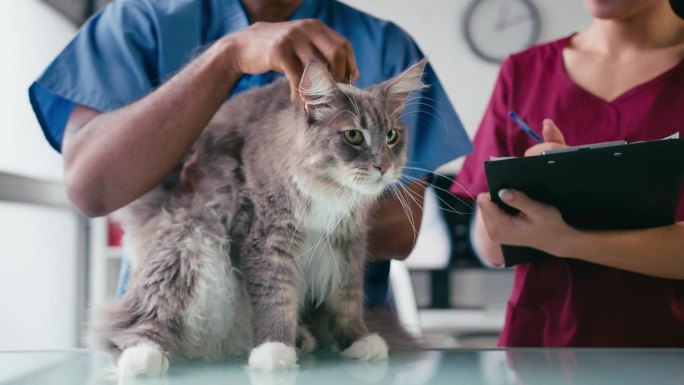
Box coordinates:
[89,60,427,376]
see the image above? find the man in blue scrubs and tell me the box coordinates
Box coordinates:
[30,0,472,307]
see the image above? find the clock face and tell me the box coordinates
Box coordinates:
[463,0,541,63]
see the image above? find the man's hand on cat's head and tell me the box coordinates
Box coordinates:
[225,19,359,101]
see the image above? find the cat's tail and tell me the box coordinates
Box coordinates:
[86,199,248,362]
[364,307,424,351]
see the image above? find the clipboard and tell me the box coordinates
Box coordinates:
[483,138,684,267]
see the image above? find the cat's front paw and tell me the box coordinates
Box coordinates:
[341,333,388,361]
[248,342,298,371]
[117,342,169,377]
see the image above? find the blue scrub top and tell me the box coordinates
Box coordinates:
[30,0,472,307]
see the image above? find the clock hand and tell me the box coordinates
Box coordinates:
[495,3,511,31]
[497,14,532,30]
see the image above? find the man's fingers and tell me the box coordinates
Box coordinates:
[279,51,305,102]
[294,43,327,71]
[241,19,358,101]
[312,25,357,81]
[312,26,345,80]
[345,40,359,82]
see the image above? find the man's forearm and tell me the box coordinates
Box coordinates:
[63,37,242,217]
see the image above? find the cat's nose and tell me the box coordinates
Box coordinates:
[373,164,388,175]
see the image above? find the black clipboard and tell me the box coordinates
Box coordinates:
[483,138,684,267]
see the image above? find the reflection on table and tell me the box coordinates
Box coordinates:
[1,348,684,385]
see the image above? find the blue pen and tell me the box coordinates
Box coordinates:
[509,111,544,143]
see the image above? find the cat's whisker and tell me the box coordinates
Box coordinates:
[402,174,468,212]
[390,96,428,117]
[325,183,349,235]
[401,166,474,199]
[392,192,417,242]
[387,179,423,209]
[395,109,449,135]
[394,182,424,211]
[349,92,361,118]
[342,91,361,119]
[325,234,342,288]
[291,183,349,264]
[327,108,358,122]
[390,94,437,114]
[391,188,419,244]
[298,185,356,285]
[391,96,444,120]
[286,178,338,254]
[401,173,475,215]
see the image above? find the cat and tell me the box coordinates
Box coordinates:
[89,59,427,377]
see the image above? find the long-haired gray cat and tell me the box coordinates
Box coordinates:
[90,60,427,377]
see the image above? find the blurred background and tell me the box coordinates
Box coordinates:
[0,0,591,351]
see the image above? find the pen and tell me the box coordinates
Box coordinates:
[509,111,544,143]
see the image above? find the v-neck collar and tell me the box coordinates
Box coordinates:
[557,34,684,105]
[229,0,324,26]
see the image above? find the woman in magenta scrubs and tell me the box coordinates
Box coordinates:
[452,0,684,346]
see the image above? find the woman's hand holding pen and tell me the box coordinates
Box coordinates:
[524,119,567,156]
[476,119,577,258]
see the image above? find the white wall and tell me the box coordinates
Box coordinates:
[0,0,80,350]
[0,0,74,181]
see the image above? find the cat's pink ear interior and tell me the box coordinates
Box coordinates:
[381,59,428,112]
[299,62,338,121]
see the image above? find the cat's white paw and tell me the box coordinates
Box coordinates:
[117,342,169,377]
[248,342,298,371]
[341,333,388,361]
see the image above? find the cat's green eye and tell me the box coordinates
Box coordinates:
[386,129,399,145]
[344,130,364,145]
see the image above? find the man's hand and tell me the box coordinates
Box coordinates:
[226,19,359,101]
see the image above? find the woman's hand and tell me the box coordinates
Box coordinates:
[469,120,572,264]
[524,119,568,156]
[476,189,579,256]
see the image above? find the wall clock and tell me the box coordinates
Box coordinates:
[462,0,541,63]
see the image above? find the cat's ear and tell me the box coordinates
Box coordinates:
[380,59,428,112]
[299,62,339,123]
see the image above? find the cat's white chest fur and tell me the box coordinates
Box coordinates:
[306,193,355,234]
[295,194,356,304]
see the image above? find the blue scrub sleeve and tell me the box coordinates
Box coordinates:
[29,0,159,152]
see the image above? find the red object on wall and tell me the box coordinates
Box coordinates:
[107,218,124,247]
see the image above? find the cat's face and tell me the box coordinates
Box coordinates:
[297,61,426,197]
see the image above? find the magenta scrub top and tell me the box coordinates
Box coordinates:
[451,35,684,347]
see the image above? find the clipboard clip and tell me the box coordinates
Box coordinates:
[541,140,627,155]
